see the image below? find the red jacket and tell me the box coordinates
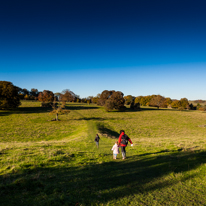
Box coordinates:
[118,132,132,147]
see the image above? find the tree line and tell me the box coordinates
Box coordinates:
[0,81,205,111]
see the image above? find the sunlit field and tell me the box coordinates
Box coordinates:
[1,101,206,205]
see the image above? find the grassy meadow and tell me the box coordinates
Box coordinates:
[1,101,206,205]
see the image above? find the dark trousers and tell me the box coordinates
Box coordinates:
[120,146,126,158]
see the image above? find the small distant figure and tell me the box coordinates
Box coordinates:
[94,134,100,148]
[111,141,120,159]
[118,130,133,159]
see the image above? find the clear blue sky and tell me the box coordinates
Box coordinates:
[1,0,206,100]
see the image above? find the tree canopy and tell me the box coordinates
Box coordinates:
[149,95,167,109]
[97,90,125,111]
[97,90,113,106]
[0,81,21,109]
[38,90,54,102]
[60,89,76,102]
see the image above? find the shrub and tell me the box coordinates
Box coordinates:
[134,103,141,110]
[196,103,202,110]
[130,102,140,110]
[198,106,206,111]
[178,107,185,111]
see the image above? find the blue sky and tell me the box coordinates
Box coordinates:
[1,0,206,100]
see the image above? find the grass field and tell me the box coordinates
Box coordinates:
[1,101,206,205]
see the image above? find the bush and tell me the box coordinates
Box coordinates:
[196,103,202,110]
[134,103,141,110]
[178,107,185,111]
[130,102,140,110]
[198,106,206,111]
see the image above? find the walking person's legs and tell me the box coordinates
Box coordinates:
[121,146,126,159]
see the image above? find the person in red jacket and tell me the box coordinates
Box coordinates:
[118,130,133,159]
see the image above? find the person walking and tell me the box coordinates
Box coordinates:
[94,134,100,148]
[111,141,119,159]
[118,130,133,159]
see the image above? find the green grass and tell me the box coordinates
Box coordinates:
[1,101,206,205]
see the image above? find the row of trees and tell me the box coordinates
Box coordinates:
[0,81,79,109]
[1,81,205,111]
[125,94,198,110]
[19,88,39,100]
[129,95,191,110]
[38,89,78,104]
[91,91,194,111]
[92,91,205,111]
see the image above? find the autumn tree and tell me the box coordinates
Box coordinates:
[139,96,147,106]
[92,96,99,104]
[171,100,181,108]
[134,96,143,104]
[104,99,115,111]
[81,98,87,103]
[30,88,39,100]
[24,94,30,100]
[60,89,76,102]
[38,90,54,102]
[180,98,189,108]
[22,88,29,96]
[49,102,70,121]
[110,91,125,110]
[104,91,125,111]
[149,95,166,109]
[86,96,93,104]
[54,93,61,101]
[124,95,134,105]
[165,97,173,107]
[97,90,113,106]
[0,81,21,109]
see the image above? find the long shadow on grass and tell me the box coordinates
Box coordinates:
[76,117,106,121]
[0,107,51,116]
[1,150,206,205]
[111,107,178,113]
[97,123,119,138]
[65,105,99,110]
